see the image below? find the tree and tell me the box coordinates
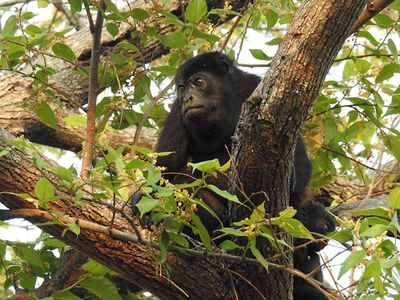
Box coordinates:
[0,0,399,299]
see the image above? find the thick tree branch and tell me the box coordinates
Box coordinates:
[0,128,231,299]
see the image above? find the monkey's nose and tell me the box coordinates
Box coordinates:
[184,95,193,102]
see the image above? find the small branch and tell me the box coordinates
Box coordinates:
[81,3,105,179]
[52,0,86,29]
[132,79,175,145]
[351,0,396,33]
[0,0,33,7]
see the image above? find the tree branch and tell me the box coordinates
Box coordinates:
[351,0,396,33]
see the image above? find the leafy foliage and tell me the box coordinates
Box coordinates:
[0,0,399,299]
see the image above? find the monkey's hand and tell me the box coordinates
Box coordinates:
[295,202,336,253]
[130,193,154,229]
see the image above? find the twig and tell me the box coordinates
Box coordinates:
[81,3,105,179]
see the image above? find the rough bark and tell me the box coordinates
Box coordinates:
[0,128,231,299]
[0,76,156,151]
[230,0,368,299]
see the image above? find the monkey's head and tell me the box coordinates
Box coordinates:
[174,52,242,140]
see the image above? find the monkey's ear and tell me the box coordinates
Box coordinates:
[217,53,234,75]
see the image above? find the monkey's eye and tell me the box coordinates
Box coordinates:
[178,85,185,94]
[194,78,206,88]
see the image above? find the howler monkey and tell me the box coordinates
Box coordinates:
[133,52,334,299]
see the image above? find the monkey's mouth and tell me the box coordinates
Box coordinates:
[184,105,206,115]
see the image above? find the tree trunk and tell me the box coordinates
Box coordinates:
[230,0,367,299]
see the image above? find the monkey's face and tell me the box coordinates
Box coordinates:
[176,71,231,126]
[172,52,249,144]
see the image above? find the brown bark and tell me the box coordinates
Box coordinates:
[0,76,157,151]
[230,0,367,299]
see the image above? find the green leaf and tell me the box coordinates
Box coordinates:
[130,8,150,21]
[249,49,272,61]
[16,246,45,271]
[375,63,400,83]
[218,227,247,237]
[185,0,208,23]
[135,196,156,217]
[338,249,367,279]
[125,159,146,170]
[383,135,400,161]
[68,0,83,15]
[57,167,74,182]
[34,177,56,204]
[191,214,212,251]
[80,276,123,300]
[355,59,371,74]
[25,24,43,36]
[343,60,357,79]
[52,43,77,61]
[388,187,400,209]
[250,241,269,271]
[1,15,17,37]
[266,8,279,28]
[168,232,189,248]
[250,202,265,223]
[36,102,57,128]
[66,223,80,236]
[357,31,379,46]
[161,32,187,49]
[328,229,353,243]
[106,23,119,37]
[360,224,388,238]
[52,291,82,300]
[386,93,400,116]
[219,240,242,250]
[159,229,169,264]
[206,184,242,204]
[82,260,109,276]
[146,163,161,186]
[388,38,398,60]
[350,207,390,219]
[63,114,86,126]
[266,37,282,45]
[117,41,139,52]
[188,159,220,173]
[373,13,393,28]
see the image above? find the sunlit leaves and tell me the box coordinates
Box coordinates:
[249,49,272,60]
[35,102,57,128]
[185,0,208,23]
[130,8,150,21]
[375,63,400,83]
[388,187,400,209]
[34,178,56,205]
[1,15,17,37]
[80,276,123,300]
[52,43,76,61]
[339,250,367,279]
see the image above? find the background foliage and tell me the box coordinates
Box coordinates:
[0,0,399,299]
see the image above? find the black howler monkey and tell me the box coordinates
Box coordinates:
[133,52,334,299]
